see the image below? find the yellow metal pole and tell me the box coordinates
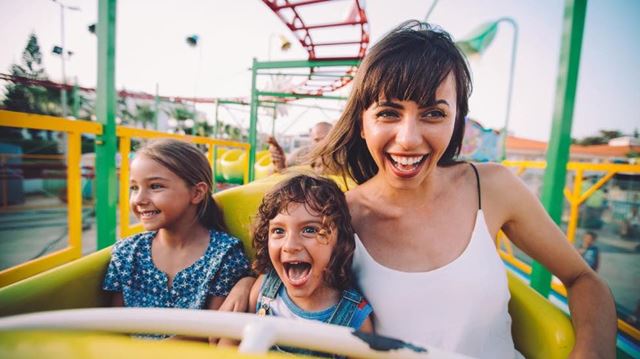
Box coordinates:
[119,136,131,239]
[578,171,615,204]
[66,131,83,255]
[566,169,582,243]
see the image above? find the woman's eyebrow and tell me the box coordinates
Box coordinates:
[377,101,404,109]
[419,99,450,109]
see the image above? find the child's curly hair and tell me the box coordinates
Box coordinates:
[252,174,355,291]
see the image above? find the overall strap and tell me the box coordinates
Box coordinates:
[468,162,482,210]
[327,288,364,327]
[256,269,282,315]
[261,269,282,299]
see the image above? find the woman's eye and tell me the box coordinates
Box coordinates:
[150,183,163,190]
[376,110,399,119]
[422,109,446,120]
[129,185,138,192]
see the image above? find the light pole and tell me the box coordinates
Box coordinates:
[457,17,519,161]
[186,34,201,122]
[52,0,80,118]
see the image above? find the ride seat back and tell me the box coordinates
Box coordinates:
[0,173,575,359]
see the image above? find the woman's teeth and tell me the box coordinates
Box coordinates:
[389,154,425,166]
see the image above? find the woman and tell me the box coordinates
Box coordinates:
[310,21,615,358]
[225,20,616,358]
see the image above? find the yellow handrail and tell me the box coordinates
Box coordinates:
[0,110,101,286]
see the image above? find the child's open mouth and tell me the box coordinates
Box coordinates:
[283,261,312,287]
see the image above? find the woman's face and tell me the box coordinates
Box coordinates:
[361,72,457,189]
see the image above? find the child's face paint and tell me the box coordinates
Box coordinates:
[129,154,196,232]
[268,203,337,308]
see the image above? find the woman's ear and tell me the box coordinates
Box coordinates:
[191,182,209,204]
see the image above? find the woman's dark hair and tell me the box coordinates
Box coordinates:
[252,174,355,291]
[313,20,472,184]
[136,138,226,231]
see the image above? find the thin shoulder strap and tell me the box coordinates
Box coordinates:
[468,162,482,210]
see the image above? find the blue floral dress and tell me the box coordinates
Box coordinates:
[103,230,251,338]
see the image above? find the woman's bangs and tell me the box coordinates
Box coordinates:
[361,49,452,108]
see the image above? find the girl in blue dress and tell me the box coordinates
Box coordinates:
[248,174,373,357]
[103,139,251,340]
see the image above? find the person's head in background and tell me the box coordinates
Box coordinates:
[583,231,597,248]
[310,122,332,145]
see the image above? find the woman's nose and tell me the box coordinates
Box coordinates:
[395,117,421,149]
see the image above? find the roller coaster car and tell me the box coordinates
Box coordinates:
[0,174,575,358]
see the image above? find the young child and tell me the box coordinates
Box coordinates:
[103,139,251,339]
[579,231,600,271]
[249,174,373,356]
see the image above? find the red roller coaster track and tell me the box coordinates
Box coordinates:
[261,0,369,95]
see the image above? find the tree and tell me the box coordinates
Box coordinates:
[1,33,67,139]
[133,104,156,129]
[575,130,624,146]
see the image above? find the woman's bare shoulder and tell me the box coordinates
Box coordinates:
[471,162,521,194]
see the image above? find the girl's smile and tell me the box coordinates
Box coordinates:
[268,203,338,310]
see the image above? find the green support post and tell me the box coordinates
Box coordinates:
[95,0,118,250]
[248,58,259,182]
[530,0,587,296]
[71,78,79,118]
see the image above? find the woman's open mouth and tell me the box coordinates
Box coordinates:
[283,261,312,287]
[387,154,428,177]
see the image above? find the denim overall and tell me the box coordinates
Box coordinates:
[257,270,367,358]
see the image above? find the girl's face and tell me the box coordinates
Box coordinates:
[361,72,458,189]
[268,203,337,304]
[129,154,199,231]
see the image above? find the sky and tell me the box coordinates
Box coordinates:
[0,0,638,141]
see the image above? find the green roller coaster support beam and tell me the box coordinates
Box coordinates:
[248,58,259,181]
[253,58,360,70]
[259,72,354,79]
[71,79,79,118]
[530,0,587,296]
[246,57,359,180]
[95,0,118,250]
[257,91,348,101]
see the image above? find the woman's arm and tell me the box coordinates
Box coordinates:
[214,276,261,347]
[248,275,265,314]
[217,276,256,313]
[483,164,616,358]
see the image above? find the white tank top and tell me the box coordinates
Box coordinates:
[353,209,521,358]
